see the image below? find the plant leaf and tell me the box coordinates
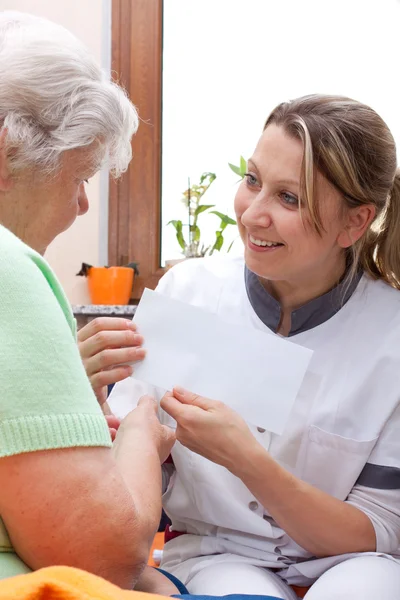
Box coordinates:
[209,211,237,225]
[200,172,217,185]
[191,225,201,242]
[210,230,224,255]
[168,220,186,251]
[126,262,140,276]
[240,155,247,175]
[215,231,224,251]
[227,239,235,253]
[228,163,242,177]
[176,229,186,251]
[76,262,93,277]
[167,219,182,231]
[194,204,215,216]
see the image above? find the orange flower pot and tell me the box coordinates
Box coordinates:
[87,266,134,305]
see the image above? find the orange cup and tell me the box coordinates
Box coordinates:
[87,266,134,305]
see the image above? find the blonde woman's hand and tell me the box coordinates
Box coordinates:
[115,396,175,464]
[77,317,145,406]
[160,387,258,472]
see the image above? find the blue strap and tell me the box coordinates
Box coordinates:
[172,594,283,600]
[156,568,284,599]
[156,567,190,594]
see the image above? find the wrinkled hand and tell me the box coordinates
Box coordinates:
[78,317,145,406]
[117,396,175,464]
[160,387,258,471]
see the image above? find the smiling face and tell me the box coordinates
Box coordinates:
[234,125,360,288]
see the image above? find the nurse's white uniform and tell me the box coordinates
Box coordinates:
[109,256,400,599]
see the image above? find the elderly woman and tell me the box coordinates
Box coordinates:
[0,11,174,588]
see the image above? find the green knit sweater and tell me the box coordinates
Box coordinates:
[0,225,111,579]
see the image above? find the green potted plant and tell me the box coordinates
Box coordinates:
[168,172,236,259]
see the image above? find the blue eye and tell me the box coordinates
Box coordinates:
[244,173,259,187]
[280,192,298,206]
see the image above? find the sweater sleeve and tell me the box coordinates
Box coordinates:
[346,402,400,553]
[0,240,111,457]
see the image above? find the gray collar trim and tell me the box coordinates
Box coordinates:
[244,267,362,337]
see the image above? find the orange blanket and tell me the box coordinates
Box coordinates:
[0,566,166,600]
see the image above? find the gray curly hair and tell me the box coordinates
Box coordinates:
[0,11,138,177]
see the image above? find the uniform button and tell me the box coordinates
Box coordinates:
[248,501,259,511]
[257,427,266,433]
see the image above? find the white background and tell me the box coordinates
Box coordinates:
[161,0,400,264]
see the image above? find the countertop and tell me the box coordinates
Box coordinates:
[72,304,137,316]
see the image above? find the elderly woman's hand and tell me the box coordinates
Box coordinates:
[115,396,175,464]
[105,414,121,441]
[160,387,259,471]
[78,317,145,407]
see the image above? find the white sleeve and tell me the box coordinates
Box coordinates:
[162,462,176,494]
[346,402,400,553]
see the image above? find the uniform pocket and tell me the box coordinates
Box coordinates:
[301,425,378,499]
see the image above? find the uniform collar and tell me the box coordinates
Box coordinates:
[244,266,362,337]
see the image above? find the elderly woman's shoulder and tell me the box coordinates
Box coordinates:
[0,225,41,272]
[0,225,32,266]
[0,225,57,298]
[0,225,74,332]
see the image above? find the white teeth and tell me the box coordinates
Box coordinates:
[250,235,281,247]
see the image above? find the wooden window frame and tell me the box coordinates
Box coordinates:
[109,0,164,300]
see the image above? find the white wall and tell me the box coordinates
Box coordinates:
[0,0,110,304]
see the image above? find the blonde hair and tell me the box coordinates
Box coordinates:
[265,94,400,289]
[0,11,138,177]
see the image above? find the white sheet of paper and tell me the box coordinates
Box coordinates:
[131,288,313,434]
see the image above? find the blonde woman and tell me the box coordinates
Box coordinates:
[111,95,400,599]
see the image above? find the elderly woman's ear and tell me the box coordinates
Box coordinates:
[0,128,13,192]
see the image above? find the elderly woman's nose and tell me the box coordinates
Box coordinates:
[78,182,89,216]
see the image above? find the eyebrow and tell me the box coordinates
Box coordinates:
[247,158,299,189]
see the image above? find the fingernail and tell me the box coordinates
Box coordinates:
[133,334,144,344]
[129,321,137,329]
[136,348,146,358]
[174,386,185,395]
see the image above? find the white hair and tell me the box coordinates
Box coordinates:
[0,11,138,177]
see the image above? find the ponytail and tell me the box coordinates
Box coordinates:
[361,172,400,289]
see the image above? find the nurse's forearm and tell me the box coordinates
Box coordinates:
[232,441,376,557]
